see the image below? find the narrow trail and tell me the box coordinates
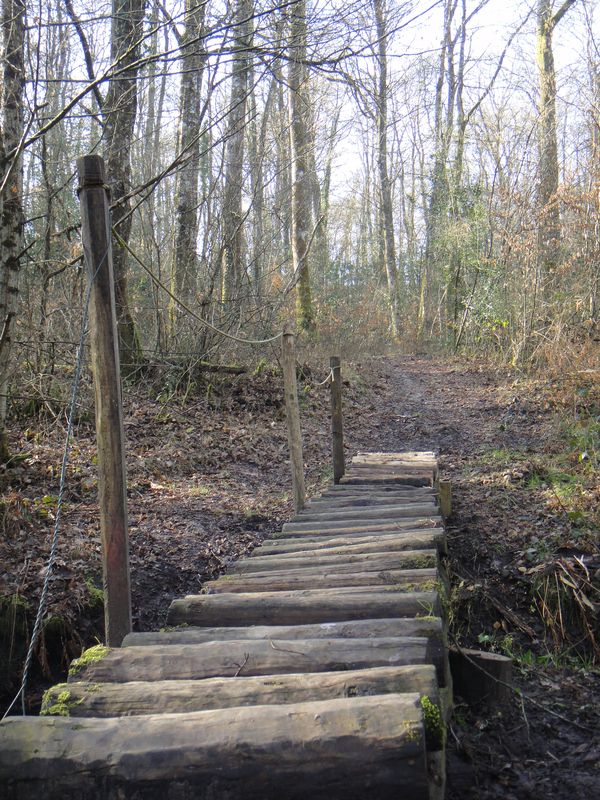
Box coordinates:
[372,356,600,800]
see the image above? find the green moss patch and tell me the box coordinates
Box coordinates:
[40,685,83,717]
[68,644,109,677]
[421,695,445,751]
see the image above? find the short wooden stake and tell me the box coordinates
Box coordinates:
[329,356,345,484]
[77,154,131,647]
[449,646,513,706]
[439,480,452,520]
[281,328,305,512]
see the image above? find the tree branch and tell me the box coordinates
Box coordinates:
[551,0,578,29]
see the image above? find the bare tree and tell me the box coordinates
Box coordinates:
[221,0,253,310]
[288,0,314,330]
[103,0,146,366]
[0,0,25,460]
[373,0,401,339]
[536,0,578,277]
[172,0,208,309]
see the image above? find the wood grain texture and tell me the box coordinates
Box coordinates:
[206,566,438,593]
[229,548,438,575]
[123,616,444,647]
[166,588,441,628]
[67,637,441,683]
[0,694,430,799]
[44,665,439,717]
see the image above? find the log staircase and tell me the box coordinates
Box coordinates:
[0,451,451,799]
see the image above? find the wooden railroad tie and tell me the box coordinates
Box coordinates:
[0,451,450,800]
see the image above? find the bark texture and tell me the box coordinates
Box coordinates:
[289,0,314,330]
[103,0,145,366]
[0,0,25,461]
[171,0,207,309]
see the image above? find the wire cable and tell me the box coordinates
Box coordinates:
[1,252,101,720]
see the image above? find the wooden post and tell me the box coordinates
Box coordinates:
[449,646,513,706]
[77,155,131,647]
[439,480,452,520]
[281,327,305,512]
[329,356,345,484]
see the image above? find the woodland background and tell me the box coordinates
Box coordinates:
[0,0,599,460]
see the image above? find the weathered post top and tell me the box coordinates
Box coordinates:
[76,154,107,189]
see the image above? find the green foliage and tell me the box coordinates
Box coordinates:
[33,494,60,519]
[40,685,83,717]
[420,695,445,751]
[68,644,109,677]
[84,578,104,609]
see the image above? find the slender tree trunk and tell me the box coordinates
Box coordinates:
[222,0,253,311]
[248,69,278,298]
[373,0,401,339]
[171,0,207,314]
[536,0,576,283]
[103,0,145,369]
[313,108,338,282]
[421,0,457,341]
[0,0,25,461]
[587,57,600,322]
[288,0,314,331]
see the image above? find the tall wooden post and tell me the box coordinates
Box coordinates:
[281,327,306,512]
[330,356,345,484]
[77,155,131,647]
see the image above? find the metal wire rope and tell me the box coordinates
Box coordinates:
[1,251,103,720]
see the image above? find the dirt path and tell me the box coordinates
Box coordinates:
[362,355,600,800]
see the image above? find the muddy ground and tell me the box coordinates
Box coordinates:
[1,353,599,798]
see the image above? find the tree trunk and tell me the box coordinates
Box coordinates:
[373,0,401,339]
[103,0,145,369]
[421,0,457,342]
[221,0,253,311]
[536,0,577,280]
[0,0,25,462]
[171,0,207,321]
[288,0,315,331]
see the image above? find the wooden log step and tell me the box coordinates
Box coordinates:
[353,451,436,462]
[167,589,440,629]
[206,567,438,593]
[230,549,438,575]
[350,459,435,470]
[292,503,439,523]
[348,466,436,476]
[42,664,440,717]
[314,485,435,496]
[257,530,444,556]
[306,493,436,509]
[325,483,433,493]
[280,516,441,537]
[123,616,445,648]
[0,694,430,800]
[349,456,437,471]
[340,475,433,487]
[67,637,441,684]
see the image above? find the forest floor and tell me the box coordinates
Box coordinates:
[1,352,599,798]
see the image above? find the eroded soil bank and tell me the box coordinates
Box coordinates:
[1,353,599,797]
